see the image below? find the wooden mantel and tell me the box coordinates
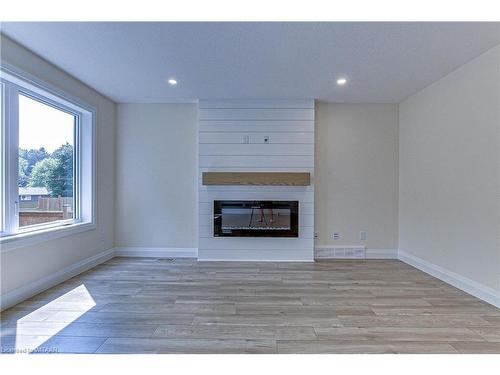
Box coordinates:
[202,172,311,186]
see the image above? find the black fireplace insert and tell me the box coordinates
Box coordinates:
[214,200,298,237]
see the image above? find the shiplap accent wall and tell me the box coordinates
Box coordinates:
[198,99,315,261]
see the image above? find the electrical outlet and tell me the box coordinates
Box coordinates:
[332,232,340,240]
[359,231,367,241]
[314,232,318,239]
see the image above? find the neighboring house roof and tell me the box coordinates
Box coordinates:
[19,187,50,196]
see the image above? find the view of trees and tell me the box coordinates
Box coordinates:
[18,143,74,197]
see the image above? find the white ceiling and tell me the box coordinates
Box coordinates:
[1,22,499,103]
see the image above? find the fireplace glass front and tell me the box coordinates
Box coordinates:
[214,200,298,237]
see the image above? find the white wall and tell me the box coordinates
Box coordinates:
[399,45,500,297]
[198,100,315,261]
[114,104,198,250]
[0,35,116,295]
[315,103,399,251]
[113,101,400,261]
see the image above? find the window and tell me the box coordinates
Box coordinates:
[18,94,76,227]
[0,67,95,244]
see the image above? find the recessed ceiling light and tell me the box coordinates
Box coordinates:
[336,77,347,86]
[167,78,177,86]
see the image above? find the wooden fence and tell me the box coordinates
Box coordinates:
[37,197,73,211]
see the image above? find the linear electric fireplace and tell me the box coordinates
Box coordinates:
[214,200,298,237]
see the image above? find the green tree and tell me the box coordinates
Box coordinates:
[50,143,73,197]
[19,147,48,175]
[18,157,29,187]
[29,143,73,197]
[29,157,59,194]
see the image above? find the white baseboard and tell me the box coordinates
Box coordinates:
[315,246,398,260]
[398,250,500,308]
[0,248,114,311]
[113,247,198,258]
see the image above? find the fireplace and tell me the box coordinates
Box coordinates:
[214,200,298,237]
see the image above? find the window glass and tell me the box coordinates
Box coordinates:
[18,94,75,227]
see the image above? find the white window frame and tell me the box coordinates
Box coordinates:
[0,65,95,251]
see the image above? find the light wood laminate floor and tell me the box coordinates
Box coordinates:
[1,258,499,354]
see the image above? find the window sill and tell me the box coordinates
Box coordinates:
[0,221,96,253]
